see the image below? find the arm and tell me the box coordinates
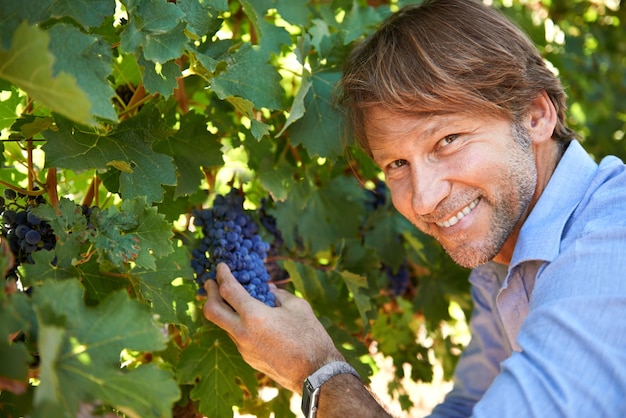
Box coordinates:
[203,263,392,417]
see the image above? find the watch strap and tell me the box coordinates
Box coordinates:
[301,361,361,418]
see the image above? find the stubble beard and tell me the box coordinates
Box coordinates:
[442,123,537,268]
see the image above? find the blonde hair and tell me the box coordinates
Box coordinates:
[336,0,576,154]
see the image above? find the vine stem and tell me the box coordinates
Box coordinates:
[45,168,58,208]
[82,173,101,207]
[0,180,46,196]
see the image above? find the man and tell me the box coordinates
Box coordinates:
[203,0,626,416]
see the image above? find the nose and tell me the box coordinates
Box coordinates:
[410,162,450,216]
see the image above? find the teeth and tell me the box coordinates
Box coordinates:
[436,199,479,228]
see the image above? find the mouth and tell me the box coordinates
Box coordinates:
[435,198,480,228]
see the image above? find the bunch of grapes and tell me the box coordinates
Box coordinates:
[191,190,275,307]
[1,189,56,285]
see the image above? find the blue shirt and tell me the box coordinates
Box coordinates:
[429,140,626,417]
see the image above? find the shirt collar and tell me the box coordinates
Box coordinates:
[509,140,598,268]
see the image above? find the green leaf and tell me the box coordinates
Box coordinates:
[211,43,285,110]
[31,280,179,418]
[49,0,116,30]
[284,259,336,302]
[139,56,182,98]
[20,250,78,287]
[47,24,117,121]
[274,175,365,254]
[178,324,258,418]
[339,270,374,330]
[0,86,21,131]
[153,111,223,197]
[0,291,32,393]
[258,160,296,202]
[121,197,174,270]
[341,0,383,44]
[0,0,55,50]
[0,22,94,126]
[288,71,344,158]
[43,109,177,205]
[364,209,413,272]
[178,0,224,39]
[135,246,196,326]
[276,73,312,137]
[121,0,187,63]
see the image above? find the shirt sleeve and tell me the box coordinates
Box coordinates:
[428,262,510,418]
[472,225,626,417]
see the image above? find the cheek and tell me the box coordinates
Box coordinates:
[388,182,413,217]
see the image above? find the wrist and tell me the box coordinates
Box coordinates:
[301,361,361,418]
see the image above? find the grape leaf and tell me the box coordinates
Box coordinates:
[134,246,196,326]
[31,279,179,418]
[0,0,55,50]
[178,324,258,418]
[284,259,338,302]
[288,71,344,159]
[49,0,115,30]
[339,270,374,330]
[47,24,117,121]
[274,175,366,254]
[120,197,174,270]
[276,73,312,137]
[0,22,94,126]
[211,43,285,110]
[178,0,224,39]
[139,55,182,98]
[340,1,383,44]
[153,111,224,197]
[43,110,177,205]
[0,292,31,394]
[0,86,21,131]
[257,160,296,202]
[20,250,78,288]
[121,0,187,63]
[364,209,413,272]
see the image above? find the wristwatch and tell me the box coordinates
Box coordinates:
[301,361,361,418]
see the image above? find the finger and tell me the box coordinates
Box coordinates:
[271,287,302,309]
[203,278,240,329]
[216,263,265,312]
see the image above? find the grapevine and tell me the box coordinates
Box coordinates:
[1,188,56,287]
[364,180,412,296]
[191,190,276,307]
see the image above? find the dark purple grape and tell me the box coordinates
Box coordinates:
[190,190,275,307]
[3,189,17,200]
[25,229,41,245]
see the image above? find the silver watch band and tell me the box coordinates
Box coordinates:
[301,361,361,418]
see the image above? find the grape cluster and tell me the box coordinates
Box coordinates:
[1,189,56,284]
[191,190,275,307]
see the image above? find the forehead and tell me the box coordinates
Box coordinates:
[365,107,459,149]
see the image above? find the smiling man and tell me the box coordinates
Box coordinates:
[203,0,626,417]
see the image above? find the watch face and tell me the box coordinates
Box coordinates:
[301,379,314,413]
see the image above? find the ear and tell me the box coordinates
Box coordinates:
[526,90,557,144]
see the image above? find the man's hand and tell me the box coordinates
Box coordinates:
[203,263,344,393]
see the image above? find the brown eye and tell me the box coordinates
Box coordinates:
[389,159,408,169]
[438,134,460,148]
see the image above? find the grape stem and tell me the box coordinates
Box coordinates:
[0,180,46,197]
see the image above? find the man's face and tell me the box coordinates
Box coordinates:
[367,108,537,268]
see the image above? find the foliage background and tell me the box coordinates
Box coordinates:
[0,0,623,417]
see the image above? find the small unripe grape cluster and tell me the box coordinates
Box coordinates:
[191,190,275,307]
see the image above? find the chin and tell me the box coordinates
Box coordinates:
[444,243,498,269]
